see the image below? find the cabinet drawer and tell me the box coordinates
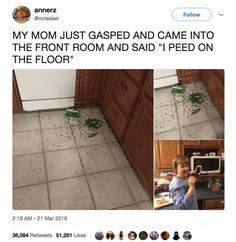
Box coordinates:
[177,69,200,83]
[204,199,224,209]
[105,100,128,139]
[111,71,139,117]
[123,70,147,85]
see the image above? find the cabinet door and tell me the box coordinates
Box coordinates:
[203,140,222,147]
[182,140,221,148]
[155,140,181,169]
[123,70,147,85]
[201,70,224,120]
[110,70,139,117]
[75,70,101,107]
[203,199,224,210]
[13,70,23,113]
[104,99,128,140]
[177,69,200,84]
[123,96,153,196]
[181,140,203,147]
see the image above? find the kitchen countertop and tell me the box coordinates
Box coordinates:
[196,187,224,200]
[155,187,224,210]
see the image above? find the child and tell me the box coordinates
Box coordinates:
[13,6,30,23]
[169,155,198,210]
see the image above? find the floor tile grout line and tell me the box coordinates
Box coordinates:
[180,119,220,129]
[106,141,151,203]
[13,139,121,158]
[156,118,220,136]
[12,141,120,158]
[106,145,140,202]
[173,95,182,139]
[69,111,98,210]
[119,167,151,203]
[38,111,52,210]
[111,200,153,210]
[13,125,72,134]
[13,129,41,133]
[12,166,130,190]
[208,118,223,139]
[13,181,49,190]
[13,151,45,157]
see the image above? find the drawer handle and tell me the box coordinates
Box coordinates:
[121,81,128,90]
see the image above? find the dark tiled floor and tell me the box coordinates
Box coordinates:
[13,108,152,210]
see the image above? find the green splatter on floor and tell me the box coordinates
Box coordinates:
[65,109,104,139]
[172,85,206,115]
[84,118,102,129]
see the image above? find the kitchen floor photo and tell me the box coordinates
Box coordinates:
[13,69,153,210]
[154,70,224,140]
[13,108,152,210]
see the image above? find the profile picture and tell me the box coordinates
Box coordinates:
[173,231,180,240]
[117,231,124,240]
[13,6,31,23]
[139,231,148,240]
[106,231,115,240]
[149,231,159,240]
[95,231,104,240]
[161,231,170,240]
[183,231,192,240]
[128,231,137,240]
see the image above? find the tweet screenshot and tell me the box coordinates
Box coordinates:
[0,0,233,241]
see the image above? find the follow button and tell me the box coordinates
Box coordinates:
[172,8,212,21]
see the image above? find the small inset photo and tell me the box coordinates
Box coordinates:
[13,6,31,23]
[154,140,224,210]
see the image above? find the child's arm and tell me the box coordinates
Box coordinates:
[170,182,196,210]
[186,175,197,196]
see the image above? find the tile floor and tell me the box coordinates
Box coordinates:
[13,107,152,210]
[154,81,224,139]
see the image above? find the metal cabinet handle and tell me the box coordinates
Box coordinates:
[121,81,128,90]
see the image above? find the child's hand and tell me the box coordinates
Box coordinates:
[188,175,197,188]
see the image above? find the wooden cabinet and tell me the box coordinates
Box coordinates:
[102,70,148,140]
[201,70,224,119]
[181,140,224,157]
[104,99,128,140]
[155,140,182,171]
[181,140,222,148]
[123,73,153,195]
[177,69,200,84]
[122,70,147,85]
[75,70,101,107]
[13,70,23,113]
[110,71,140,117]
[203,199,224,210]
